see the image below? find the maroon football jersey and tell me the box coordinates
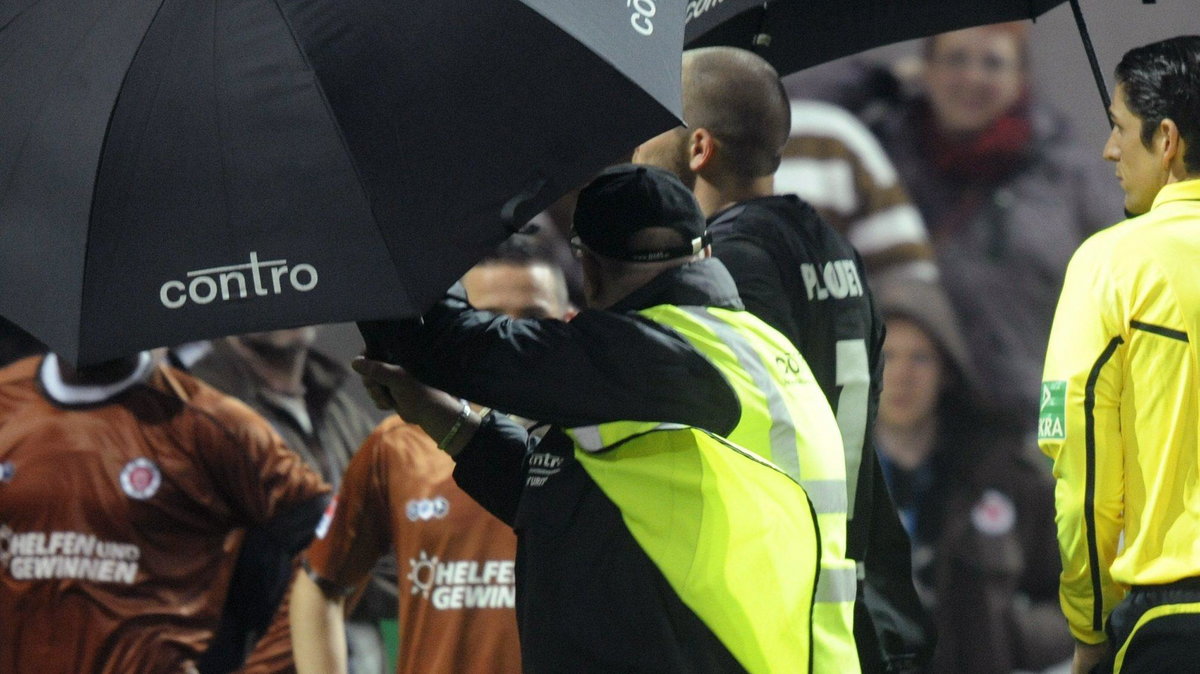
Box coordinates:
[0,355,328,673]
[305,415,521,674]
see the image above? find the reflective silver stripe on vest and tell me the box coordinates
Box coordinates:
[682,307,803,481]
[570,423,689,452]
[802,479,849,515]
[815,566,858,604]
[572,425,606,452]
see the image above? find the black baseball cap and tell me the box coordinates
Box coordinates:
[572,164,709,262]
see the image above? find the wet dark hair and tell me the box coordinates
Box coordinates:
[477,234,571,307]
[1115,35,1200,173]
[482,234,561,268]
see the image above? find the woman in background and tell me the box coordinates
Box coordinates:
[874,277,1070,673]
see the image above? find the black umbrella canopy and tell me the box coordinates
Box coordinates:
[0,0,683,366]
[685,0,1068,76]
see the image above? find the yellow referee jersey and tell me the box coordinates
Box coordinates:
[1039,178,1200,644]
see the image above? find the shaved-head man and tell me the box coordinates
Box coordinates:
[636,48,790,209]
[635,46,933,673]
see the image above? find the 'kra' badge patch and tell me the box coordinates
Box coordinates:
[1038,381,1067,440]
[120,458,162,500]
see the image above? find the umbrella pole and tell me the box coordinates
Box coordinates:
[1068,0,1112,122]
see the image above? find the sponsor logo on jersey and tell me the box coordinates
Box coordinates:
[971,489,1016,536]
[526,452,564,487]
[800,260,865,301]
[0,461,13,482]
[315,495,338,540]
[0,525,141,584]
[405,497,450,522]
[1038,381,1067,440]
[120,458,162,500]
[159,252,319,309]
[407,550,516,610]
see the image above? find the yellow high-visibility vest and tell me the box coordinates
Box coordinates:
[569,303,859,672]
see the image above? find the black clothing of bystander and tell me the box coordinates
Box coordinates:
[708,195,933,672]
[385,259,798,672]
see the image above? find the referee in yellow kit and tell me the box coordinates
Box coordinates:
[1038,35,1200,674]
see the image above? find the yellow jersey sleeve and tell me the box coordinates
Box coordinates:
[1039,233,1128,644]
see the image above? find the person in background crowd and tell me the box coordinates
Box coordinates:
[353,165,833,672]
[291,237,575,674]
[863,22,1122,425]
[189,328,387,673]
[633,46,931,672]
[1039,35,1200,673]
[0,324,329,673]
[776,98,937,285]
[873,277,1070,673]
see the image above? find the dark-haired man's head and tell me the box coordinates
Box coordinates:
[463,237,573,320]
[1106,35,1200,214]
[632,47,790,216]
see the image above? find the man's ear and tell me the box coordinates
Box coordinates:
[1159,118,1183,172]
[687,128,717,173]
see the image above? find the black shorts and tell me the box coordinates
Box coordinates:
[1102,577,1200,673]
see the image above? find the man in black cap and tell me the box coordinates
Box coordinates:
[352,164,843,672]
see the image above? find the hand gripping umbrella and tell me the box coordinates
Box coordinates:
[0,0,683,366]
[685,0,1117,114]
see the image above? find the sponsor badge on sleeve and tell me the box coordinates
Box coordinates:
[1038,381,1067,440]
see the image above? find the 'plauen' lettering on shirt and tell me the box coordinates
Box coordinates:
[801,260,864,301]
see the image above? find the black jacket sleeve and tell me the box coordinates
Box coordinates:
[362,286,740,435]
[858,268,935,672]
[451,412,533,527]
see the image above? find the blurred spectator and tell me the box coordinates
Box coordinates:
[0,350,329,672]
[189,328,387,674]
[291,236,575,674]
[873,277,1071,673]
[777,99,937,284]
[860,23,1123,424]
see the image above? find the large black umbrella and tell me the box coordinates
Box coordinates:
[0,0,683,366]
[685,0,1115,111]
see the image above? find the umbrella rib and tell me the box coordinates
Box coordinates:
[77,0,172,364]
[1068,0,1112,119]
[209,1,235,277]
[264,0,416,311]
[0,0,36,32]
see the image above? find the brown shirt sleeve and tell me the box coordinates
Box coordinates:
[304,421,395,592]
[192,389,330,526]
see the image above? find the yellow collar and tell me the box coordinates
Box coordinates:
[1151,178,1200,209]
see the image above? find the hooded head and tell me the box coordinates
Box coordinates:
[875,276,981,430]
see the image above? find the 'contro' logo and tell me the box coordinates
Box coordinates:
[160,252,318,309]
[627,0,655,35]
